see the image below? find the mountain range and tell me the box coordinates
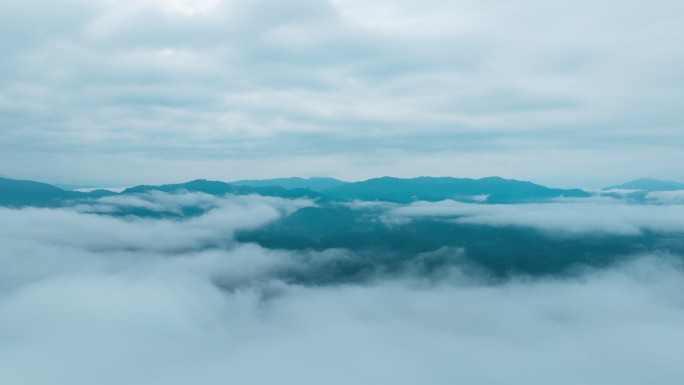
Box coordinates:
[603,178,684,191]
[1,175,597,208]
[0,177,115,207]
[229,177,348,192]
[322,176,589,203]
[3,175,684,209]
[3,175,684,278]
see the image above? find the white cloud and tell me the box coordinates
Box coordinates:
[74,190,230,214]
[386,200,684,235]
[2,246,684,384]
[645,190,684,205]
[2,193,684,384]
[0,193,314,254]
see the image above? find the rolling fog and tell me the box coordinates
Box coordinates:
[2,192,684,385]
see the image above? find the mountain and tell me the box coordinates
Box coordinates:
[123,179,240,195]
[1,175,590,209]
[236,202,657,280]
[322,176,590,203]
[0,176,326,214]
[123,179,325,201]
[0,177,115,207]
[603,178,684,191]
[229,177,348,192]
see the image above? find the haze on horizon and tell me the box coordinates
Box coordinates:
[1,0,683,188]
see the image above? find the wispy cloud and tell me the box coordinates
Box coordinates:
[384,199,684,235]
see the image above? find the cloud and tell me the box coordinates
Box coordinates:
[384,199,684,235]
[645,190,684,205]
[2,233,684,384]
[0,192,314,255]
[74,191,221,214]
[1,0,683,185]
[72,190,313,216]
[2,193,684,384]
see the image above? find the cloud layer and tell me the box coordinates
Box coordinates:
[384,198,684,235]
[2,193,684,384]
[1,0,683,186]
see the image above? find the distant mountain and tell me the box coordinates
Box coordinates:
[54,184,96,191]
[603,178,684,192]
[229,177,348,192]
[113,177,592,204]
[123,179,325,201]
[322,176,590,203]
[124,179,239,195]
[0,177,115,207]
[1,176,591,209]
[0,176,328,215]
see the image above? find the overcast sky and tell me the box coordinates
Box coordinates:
[1,0,683,187]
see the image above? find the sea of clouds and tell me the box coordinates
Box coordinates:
[2,192,684,385]
[381,197,684,235]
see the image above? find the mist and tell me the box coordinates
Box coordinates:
[2,193,684,385]
[385,198,684,235]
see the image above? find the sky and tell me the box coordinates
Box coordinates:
[1,0,683,187]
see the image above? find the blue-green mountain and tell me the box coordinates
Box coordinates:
[1,175,591,208]
[604,178,684,191]
[0,177,115,207]
[123,179,324,200]
[229,177,348,192]
[322,176,589,203]
[3,175,684,281]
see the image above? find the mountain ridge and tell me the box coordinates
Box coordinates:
[603,178,684,192]
[229,177,348,192]
[0,177,116,207]
[2,175,593,208]
[322,176,590,203]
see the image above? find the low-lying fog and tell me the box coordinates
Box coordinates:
[2,193,684,385]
